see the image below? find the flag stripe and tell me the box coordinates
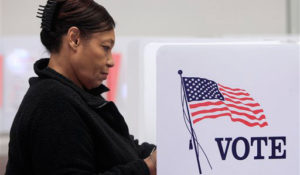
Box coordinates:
[190,110,267,124]
[191,107,229,116]
[225,97,260,107]
[218,84,246,92]
[190,99,261,110]
[219,88,250,96]
[189,99,264,117]
[191,106,266,121]
[224,103,264,115]
[192,113,231,123]
[228,118,268,128]
[189,101,224,109]
[230,111,266,120]
[192,113,268,128]
[222,92,254,101]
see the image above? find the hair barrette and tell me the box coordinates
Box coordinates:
[36,0,57,31]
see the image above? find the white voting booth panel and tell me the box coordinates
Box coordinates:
[147,41,299,175]
[134,38,279,144]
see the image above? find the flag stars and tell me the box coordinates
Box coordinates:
[184,77,224,102]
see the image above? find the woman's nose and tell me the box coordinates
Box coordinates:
[107,54,115,68]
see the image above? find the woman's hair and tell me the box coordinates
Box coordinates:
[39,0,115,53]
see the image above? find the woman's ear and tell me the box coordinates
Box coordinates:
[67,26,81,51]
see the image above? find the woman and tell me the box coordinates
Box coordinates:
[5,0,157,174]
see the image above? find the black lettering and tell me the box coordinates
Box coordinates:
[251,137,268,159]
[268,136,286,159]
[232,137,250,160]
[215,137,232,160]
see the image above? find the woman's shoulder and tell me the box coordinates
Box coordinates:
[22,77,82,109]
[13,77,86,130]
[30,77,79,98]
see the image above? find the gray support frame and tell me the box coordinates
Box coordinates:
[287,0,300,34]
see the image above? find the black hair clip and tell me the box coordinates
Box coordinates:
[36,0,57,31]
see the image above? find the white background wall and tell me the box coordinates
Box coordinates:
[0,0,298,37]
[99,0,288,37]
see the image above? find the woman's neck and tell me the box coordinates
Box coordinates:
[48,53,83,89]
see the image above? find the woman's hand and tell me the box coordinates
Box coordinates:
[144,150,157,175]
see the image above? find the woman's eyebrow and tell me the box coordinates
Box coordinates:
[102,39,115,46]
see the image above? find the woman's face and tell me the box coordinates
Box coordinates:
[71,29,115,90]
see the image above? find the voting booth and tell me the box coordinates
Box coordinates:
[148,41,300,174]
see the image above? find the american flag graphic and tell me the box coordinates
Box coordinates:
[182,77,268,127]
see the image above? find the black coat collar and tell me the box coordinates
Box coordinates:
[30,58,110,108]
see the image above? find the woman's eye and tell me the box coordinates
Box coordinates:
[102,46,110,51]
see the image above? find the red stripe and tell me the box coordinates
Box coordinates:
[225,103,263,115]
[191,107,228,117]
[193,112,268,127]
[193,113,231,123]
[219,87,250,96]
[189,101,224,109]
[253,109,264,114]
[189,98,260,109]
[230,118,268,128]
[218,84,246,92]
[190,100,265,119]
[230,110,266,120]
[222,92,254,101]
[191,104,265,121]
[225,98,260,107]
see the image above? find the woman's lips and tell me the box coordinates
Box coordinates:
[102,73,108,79]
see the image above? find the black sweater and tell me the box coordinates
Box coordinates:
[5,58,154,175]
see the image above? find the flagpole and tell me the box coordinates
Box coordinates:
[178,70,202,175]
